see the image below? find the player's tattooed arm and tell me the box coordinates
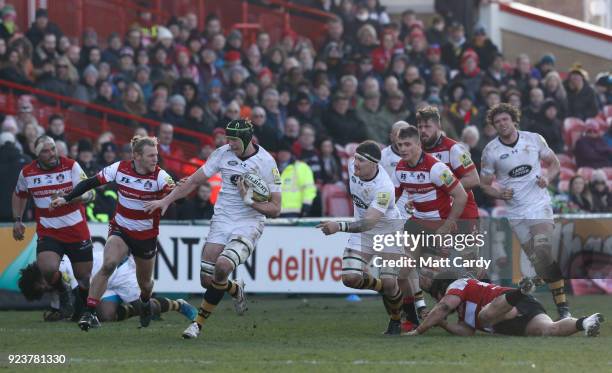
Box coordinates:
[347,208,384,233]
[413,295,461,335]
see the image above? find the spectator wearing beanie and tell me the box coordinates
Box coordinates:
[565,64,599,120]
[164,94,187,128]
[589,170,611,212]
[77,139,98,176]
[452,48,483,100]
[73,64,99,104]
[25,8,63,50]
[468,26,498,71]
[97,142,118,169]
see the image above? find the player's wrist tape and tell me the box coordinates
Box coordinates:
[415,299,426,309]
[338,221,349,232]
[14,216,22,222]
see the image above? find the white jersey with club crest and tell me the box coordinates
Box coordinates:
[201,144,281,221]
[481,131,553,217]
[348,159,401,235]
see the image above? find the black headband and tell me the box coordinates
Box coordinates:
[356,151,380,164]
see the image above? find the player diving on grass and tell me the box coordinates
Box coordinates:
[51,136,175,330]
[143,118,282,339]
[18,250,197,323]
[479,103,569,319]
[317,140,409,335]
[404,271,604,337]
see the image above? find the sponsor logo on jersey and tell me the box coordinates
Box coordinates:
[460,153,473,167]
[230,174,241,186]
[376,192,390,208]
[120,176,131,183]
[500,153,509,159]
[351,175,357,183]
[272,167,281,185]
[440,169,455,186]
[56,173,65,183]
[508,164,532,178]
[351,194,368,209]
[417,173,426,182]
[228,160,239,166]
[144,180,153,190]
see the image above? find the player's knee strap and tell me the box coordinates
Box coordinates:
[342,249,367,276]
[200,260,215,276]
[219,236,255,269]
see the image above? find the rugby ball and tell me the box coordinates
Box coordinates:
[243,172,271,202]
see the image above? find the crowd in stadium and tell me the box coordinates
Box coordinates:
[0,1,610,222]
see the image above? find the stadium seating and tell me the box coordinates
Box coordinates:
[562,117,585,151]
[557,180,569,193]
[577,167,594,181]
[321,183,352,217]
[557,153,576,170]
[559,167,576,181]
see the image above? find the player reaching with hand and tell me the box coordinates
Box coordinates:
[51,135,174,331]
[143,119,282,339]
[318,141,409,335]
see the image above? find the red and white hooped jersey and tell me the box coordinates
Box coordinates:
[425,136,479,219]
[15,157,90,243]
[446,278,513,332]
[394,152,459,220]
[97,161,174,240]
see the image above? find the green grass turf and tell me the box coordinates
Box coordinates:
[0,294,611,372]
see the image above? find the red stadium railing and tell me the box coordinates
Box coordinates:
[12,0,333,48]
[0,79,210,176]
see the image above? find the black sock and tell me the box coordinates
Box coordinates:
[576,317,586,331]
[505,289,526,307]
[116,304,138,321]
[401,297,419,324]
[156,297,170,313]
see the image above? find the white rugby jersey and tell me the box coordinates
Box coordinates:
[60,250,135,290]
[202,144,281,220]
[348,159,401,234]
[97,161,174,239]
[481,131,552,214]
[380,145,409,219]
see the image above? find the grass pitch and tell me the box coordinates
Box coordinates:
[1,294,611,372]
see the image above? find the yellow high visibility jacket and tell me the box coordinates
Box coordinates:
[280,160,316,214]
